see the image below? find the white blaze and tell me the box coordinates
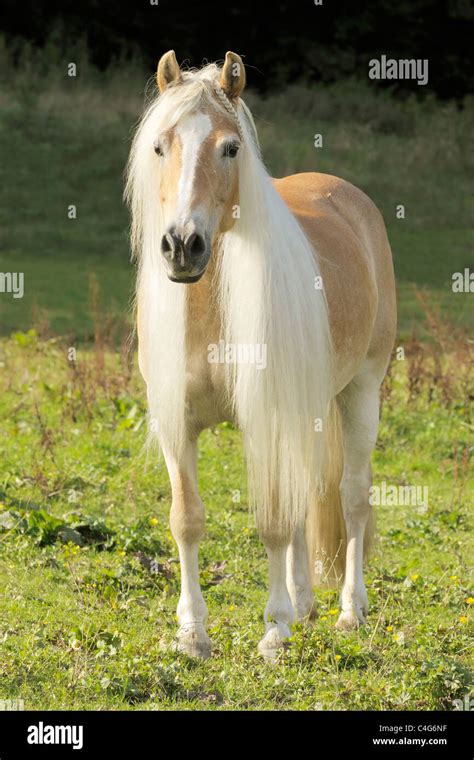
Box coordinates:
[175,112,212,223]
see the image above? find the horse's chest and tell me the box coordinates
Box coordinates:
[184,284,234,430]
[184,345,232,432]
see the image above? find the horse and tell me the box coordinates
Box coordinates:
[125,50,397,660]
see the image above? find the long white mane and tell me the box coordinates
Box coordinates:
[125,63,333,536]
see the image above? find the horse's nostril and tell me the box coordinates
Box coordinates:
[161,234,172,254]
[186,233,205,257]
[161,229,205,266]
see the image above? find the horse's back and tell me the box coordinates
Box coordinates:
[273,172,397,389]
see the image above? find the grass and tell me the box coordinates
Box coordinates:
[0,323,472,710]
[0,41,472,711]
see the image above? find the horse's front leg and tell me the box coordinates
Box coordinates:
[163,440,212,659]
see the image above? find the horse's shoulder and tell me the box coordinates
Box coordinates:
[273,172,380,220]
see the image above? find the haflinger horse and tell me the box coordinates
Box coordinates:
[126,51,396,660]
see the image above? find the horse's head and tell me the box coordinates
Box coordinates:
[154,51,246,283]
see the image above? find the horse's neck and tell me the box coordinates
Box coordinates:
[185,250,222,353]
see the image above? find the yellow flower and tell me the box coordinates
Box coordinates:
[386,625,393,632]
[411,573,419,581]
[459,616,467,625]
[320,616,328,621]
[335,654,341,662]
[466,597,474,605]
[328,608,339,616]
[118,550,126,557]
[449,575,458,582]
[149,517,158,526]
[62,542,80,559]
[229,605,236,612]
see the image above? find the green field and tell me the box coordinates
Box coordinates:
[0,332,472,710]
[0,48,473,710]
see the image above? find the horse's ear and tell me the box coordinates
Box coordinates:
[220,51,246,100]
[157,50,182,93]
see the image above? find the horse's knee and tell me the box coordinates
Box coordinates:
[170,494,205,544]
[340,470,372,521]
[259,526,292,552]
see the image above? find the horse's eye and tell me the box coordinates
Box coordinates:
[223,141,240,158]
[154,143,163,156]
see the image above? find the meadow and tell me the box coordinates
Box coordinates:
[0,41,472,710]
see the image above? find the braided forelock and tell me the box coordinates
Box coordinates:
[213,82,245,141]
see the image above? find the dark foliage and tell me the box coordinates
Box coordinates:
[0,0,472,99]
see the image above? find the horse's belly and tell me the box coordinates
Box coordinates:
[275,172,395,391]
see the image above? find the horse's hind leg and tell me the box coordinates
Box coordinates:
[259,520,315,660]
[257,531,295,660]
[286,525,316,620]
[163,440,212,659]
[335,369,381,631]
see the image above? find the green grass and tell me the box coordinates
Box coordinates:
[0,334,472,710]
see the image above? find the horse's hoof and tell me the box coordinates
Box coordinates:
[173,624,213,660]
[257,622,291,662]
[335,608,366,631]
